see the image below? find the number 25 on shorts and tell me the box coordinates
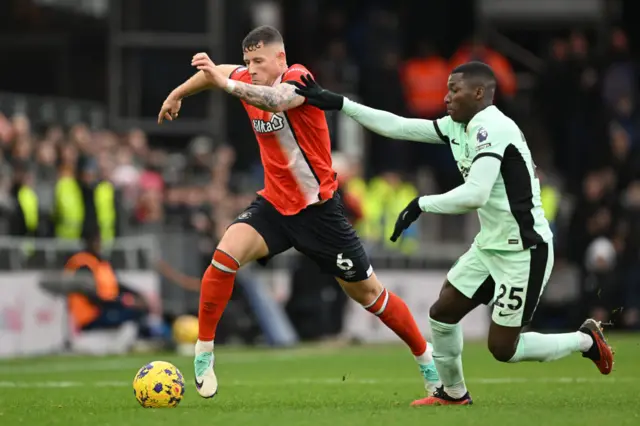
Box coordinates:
[494,284,524,312]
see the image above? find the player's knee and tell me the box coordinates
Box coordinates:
[217,223,268,265]
[215,239,247,266]
[428,302,446,322]
[339,274,383,306]
[428,300,459,324]
[488,339,517,363]
[429,282,465,323]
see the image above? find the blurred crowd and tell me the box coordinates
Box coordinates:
[1,6,639,332]
[534,28,640,330]
[0,116,264,268]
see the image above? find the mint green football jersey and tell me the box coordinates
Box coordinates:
[433,106,553,251]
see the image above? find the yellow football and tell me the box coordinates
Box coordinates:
[132,361,185,408]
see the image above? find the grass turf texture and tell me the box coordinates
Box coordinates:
[0,335,637,426]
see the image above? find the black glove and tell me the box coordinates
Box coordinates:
[291,74,344,110]
[390,197,423,243]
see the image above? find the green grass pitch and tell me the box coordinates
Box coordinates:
[0,335,637,426]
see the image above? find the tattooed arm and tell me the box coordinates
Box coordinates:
[190,52,306,112]
[225,80,305,112]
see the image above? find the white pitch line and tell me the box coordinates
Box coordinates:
[0,377,630,389]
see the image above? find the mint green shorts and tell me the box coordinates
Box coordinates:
[447,242,554,327]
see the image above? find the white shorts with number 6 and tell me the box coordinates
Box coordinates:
[447,241,554,327]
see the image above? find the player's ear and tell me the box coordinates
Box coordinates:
[475,86,485,100]
[276,50,286,64]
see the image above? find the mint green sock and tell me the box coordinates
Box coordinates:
[429,317,466,396]
[508,331,591,363]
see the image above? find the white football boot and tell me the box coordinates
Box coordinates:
[194,351,218,398]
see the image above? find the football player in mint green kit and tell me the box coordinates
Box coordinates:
[293,61,614,406]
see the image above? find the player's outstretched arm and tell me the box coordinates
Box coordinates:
[293,74,445,144]
[342,99,444,144]
[158,64,240,123]
[171,65,241,100]
[420,155,501,214]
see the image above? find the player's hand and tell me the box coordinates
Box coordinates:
[291,74,344,110]
[191,52,226,88]
[158,97,182,124]
[390,197,422,242]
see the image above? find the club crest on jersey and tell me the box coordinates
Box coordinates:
[253,114,285,133]
[477,127,488,143]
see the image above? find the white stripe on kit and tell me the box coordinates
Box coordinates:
[362,288,389,316]
[373,290,390,316]
[211,259,237,273]
[273,112,320,205]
